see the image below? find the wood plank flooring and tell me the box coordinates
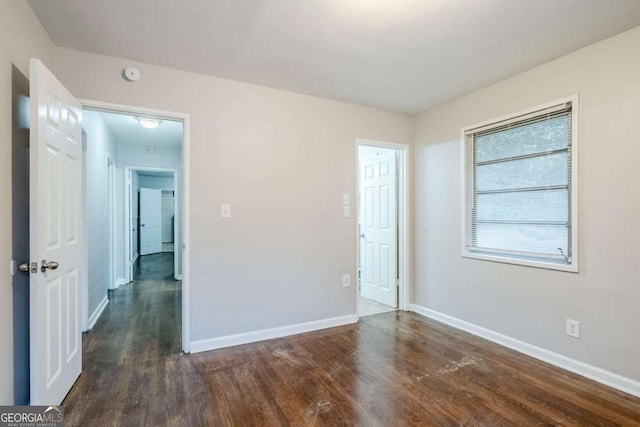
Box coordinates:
[63,255,640,426]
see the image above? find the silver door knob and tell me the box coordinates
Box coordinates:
[20,262,38,274]
[359,233,365,238]
[41,260,59,273]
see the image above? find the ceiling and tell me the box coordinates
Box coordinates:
[88,110,183,149]
[29,0,640,114]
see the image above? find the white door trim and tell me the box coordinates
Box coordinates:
[106,154,116,290]
[79,99,192,353]
[80,130,89,332]
[355,139,410,318]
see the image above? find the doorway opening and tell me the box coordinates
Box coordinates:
[81,103,189,352]
[125,167,179,282]
[356,140,409,318]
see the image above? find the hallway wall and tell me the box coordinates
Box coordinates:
[139,175,174,189]
[83,111,118,317]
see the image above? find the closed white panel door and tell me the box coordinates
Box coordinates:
[359,151,397,307]
[140,188,162,255]
[29,58,82,404]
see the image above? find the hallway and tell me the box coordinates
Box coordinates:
[63,253,188,425]
[134,252,177,281]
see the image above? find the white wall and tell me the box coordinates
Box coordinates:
[83,111,118,312]
[0,1,55,404]
[116,144,183,278]
[139,175,174,190]
[413,26,640,382]
[53,47,413,345]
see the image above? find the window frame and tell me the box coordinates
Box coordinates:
[461,95,579,273]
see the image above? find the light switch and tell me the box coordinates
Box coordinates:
[221,204,231,218]
[343,205,351,217]
[343,193,350,205]
[342,274,351,287]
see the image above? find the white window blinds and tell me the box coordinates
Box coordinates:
[464,101,575,265]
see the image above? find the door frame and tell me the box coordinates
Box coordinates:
[355,139,410,318]
[106,154,116,290]
[125,166,179,280]
[79,99,192,353]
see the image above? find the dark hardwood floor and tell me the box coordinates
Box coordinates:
[63,256,640,426]
[133,252,177,281]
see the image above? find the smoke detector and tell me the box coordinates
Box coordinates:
[123,67,141,82]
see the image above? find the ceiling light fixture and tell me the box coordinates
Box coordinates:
[136,117,160,129]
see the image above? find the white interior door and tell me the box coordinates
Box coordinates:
[140,188,162,255]
[29,58,82,404]
[359,150,397,308]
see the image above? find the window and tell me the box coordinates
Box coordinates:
[462,96,578,272]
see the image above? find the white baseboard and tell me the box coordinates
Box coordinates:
[115,278,129,288]
[87,296,109,329]
[190,314,358,354]
[409,304,640,398]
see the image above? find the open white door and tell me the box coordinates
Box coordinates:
[359,150,397,308]
[29,59,82,404]
[140,188,162,255]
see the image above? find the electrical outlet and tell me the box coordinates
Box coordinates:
[343,205,351,217]
[343,193,350,205]
[566,319,580,338]
[342,274,350,287]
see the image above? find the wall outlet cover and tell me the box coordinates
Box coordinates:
[566,319,580,338]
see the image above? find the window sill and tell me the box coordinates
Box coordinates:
[462,251,579,273]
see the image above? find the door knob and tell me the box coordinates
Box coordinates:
[19,262,38,274]
[41,260,59,273]
[359,233,365,238]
